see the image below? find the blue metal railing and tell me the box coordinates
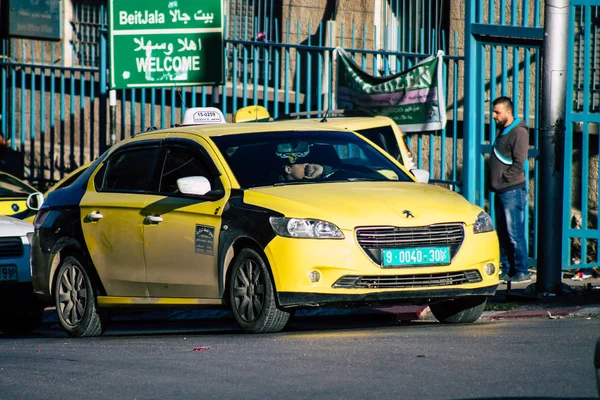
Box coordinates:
[0,1,461,190]
[564,2,600,270]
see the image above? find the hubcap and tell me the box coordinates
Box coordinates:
[57,264,87,326]
[232,259,265,322]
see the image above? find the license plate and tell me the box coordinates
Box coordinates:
[0,266,17,281]
[381,247,451,267]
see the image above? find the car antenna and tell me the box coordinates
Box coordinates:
[320,108,329,123]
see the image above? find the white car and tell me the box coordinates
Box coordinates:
[0,215,44,335]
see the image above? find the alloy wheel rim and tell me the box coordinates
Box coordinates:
[232,259,266,322]
[57,264,87,326]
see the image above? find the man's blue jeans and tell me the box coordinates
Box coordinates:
[494,187,529,275]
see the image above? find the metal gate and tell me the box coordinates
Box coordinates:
[464,0,544,268]
[1,1,464,193]
[564,1,600,270]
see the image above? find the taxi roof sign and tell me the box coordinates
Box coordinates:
[233,105,271,123]
[182,107,227,125]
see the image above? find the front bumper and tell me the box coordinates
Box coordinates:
[278,284,498,307]
[264,226,500,303]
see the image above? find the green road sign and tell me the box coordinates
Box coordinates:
[6,0,62,41]
[109,0,223,89]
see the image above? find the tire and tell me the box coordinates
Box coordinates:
[0,294,44,336]
[54,255,105,337]
[228,248,290,333]
[429,296,487,324]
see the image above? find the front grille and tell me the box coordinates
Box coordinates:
[355,223,465,265]
[333,270,482,289]
[0,237,23,258]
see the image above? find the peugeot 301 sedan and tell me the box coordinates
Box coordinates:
[31,108,500,337]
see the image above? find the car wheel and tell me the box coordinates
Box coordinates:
[54,255,105,337]
[228,248,290,333]
[0,294,44,336]
[429,296,487,323]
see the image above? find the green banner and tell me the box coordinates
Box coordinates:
[109,0,223,89]
[336,48,447,132]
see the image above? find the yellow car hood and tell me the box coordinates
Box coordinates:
[245,182,483,229]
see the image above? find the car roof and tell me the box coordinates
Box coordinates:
[277,116,397,131]
[135,120,352,139]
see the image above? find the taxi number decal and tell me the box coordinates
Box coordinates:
[195,224,215,255]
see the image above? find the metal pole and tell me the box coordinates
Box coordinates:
[109,90,116,146]
[536,0,568,294]
[99,27,108,153]
[462,0,478,203]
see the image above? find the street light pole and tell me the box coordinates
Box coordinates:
[536,0,569,294]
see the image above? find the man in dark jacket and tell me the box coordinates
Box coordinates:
[490,96,531,283]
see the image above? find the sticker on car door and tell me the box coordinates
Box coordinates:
[195,224,215,255]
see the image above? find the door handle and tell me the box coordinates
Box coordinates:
[145,215,163,224]
[85,212,103,222]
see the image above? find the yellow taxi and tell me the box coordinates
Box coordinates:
[0,171,38,218]
[31,107,499,337]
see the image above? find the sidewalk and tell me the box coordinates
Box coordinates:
[40,272,600,326]
[481,271,600,321]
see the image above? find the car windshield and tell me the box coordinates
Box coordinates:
[0,174,34,197]
[212,130,413,189]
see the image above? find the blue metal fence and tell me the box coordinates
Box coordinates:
[0,39,101,188]
[0,5,463,192]
[564,1,600,270]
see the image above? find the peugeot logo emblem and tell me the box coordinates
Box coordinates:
[403,210,414,218]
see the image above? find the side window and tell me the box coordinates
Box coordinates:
[158,147,219,194]
[355,126,402,164]
[100,147,159,192]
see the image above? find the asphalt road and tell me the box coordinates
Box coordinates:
[1,317,599,400]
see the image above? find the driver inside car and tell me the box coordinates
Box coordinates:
[276,141,335,182]
[281,159,331,181]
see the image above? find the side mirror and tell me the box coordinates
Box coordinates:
[27,192,44,211]
[411,168,430,184]
[177,176,212,196]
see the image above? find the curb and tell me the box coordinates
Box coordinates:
[486,306,600,321]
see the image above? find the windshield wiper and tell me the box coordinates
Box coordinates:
[272,180,315,186]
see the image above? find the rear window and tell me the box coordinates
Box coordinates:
[354,125,402,164]
[0,174,34,197]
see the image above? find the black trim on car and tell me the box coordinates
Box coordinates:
[33,207,107,303]
[217,188,283,296]
[277,285,498,308]
[40,149,109,210]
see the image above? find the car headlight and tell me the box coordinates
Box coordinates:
[473,211,494,234]
[269,217,344,239]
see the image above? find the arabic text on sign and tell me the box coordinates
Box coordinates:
[119,9,215,26]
